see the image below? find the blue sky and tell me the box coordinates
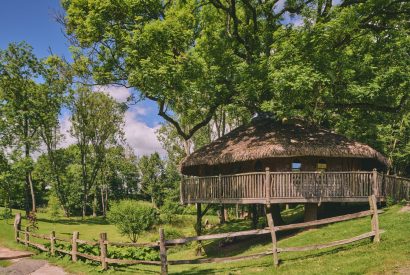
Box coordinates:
[0,1,164,155]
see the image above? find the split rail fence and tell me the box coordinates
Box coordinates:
[13,195,383,275]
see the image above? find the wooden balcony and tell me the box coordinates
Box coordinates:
[180,171,410,204]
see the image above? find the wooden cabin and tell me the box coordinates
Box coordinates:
[180,118,389,222]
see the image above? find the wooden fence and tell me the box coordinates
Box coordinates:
[13,195,383,274]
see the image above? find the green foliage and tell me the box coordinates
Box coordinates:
[160,198,184,224]
[1,199,12,220]
[108,247,159,261]
[27,211,39,232]
[107,200,158,243]
[138,153,166,208]
[386,196,395,207]
[47,194,61,222]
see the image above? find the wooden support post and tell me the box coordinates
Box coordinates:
[265,167,271,204]
[14,213,21,243]
[219,204,225,224]
[50,231,56,256]
[251,204,258,229]
[24,226,29,248]
[196,203,202,236]
[266,205,279,267]
[368,195,380,243]
[372,169,379,197]
[159,228,168,275]
[180,176,184,204]
[71,231,79,262]
[99,232,108,270]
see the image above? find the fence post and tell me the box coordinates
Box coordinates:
[24,226,29,248]
[265,167,271,204]
[372,169,379,197]
[368,195,380,243]
[159,228,168,275]
[265,205,279,267]
[14,213,21,243]
[50,231,55,256]
[72,231,79,262]
[99,233,108,270]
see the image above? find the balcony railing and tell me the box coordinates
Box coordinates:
[180,171,410,204]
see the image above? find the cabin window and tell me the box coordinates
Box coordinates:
[291,160,302,172]
[254,160,263,172]
[317,159,327,172]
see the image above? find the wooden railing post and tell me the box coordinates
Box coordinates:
[24,226,29,248]
[99,232,108,270]
[265,205,279,267]
[50,231,56,256]
[372,169,379,197]
[218,174,222,199]
[72,231,79,262]
[14,213,21,243]
[368,195,380,243]
[265,167,271,204]
[159,228,168,275]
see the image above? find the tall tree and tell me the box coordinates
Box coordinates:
[0,42,43,214]
[138,152,166,208]
[70,88,125,217]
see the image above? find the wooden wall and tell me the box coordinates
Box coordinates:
[188,157,385,177]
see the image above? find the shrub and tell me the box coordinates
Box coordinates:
[107,200,158,243]
[386,196,395,207]
[2,199,12,219]
[160,199,183,224]
[47,194,61,222]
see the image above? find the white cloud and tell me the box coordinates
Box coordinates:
[56,91,165,157]
[123,109,165,156]
[95,85,131,103]
[58,114,76,148]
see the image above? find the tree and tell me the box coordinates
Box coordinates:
[107,200,158,243]
[70,87,125,217]
[138,153,166,208]
[0,42,44,214]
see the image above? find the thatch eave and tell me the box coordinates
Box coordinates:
[180,119,389,172]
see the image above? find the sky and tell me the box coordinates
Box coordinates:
[0,0,165,156]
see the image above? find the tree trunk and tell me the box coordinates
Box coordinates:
[92,187,97,217]
[101,186,106,217]
[28,172,36,213]
[24,136,36,213]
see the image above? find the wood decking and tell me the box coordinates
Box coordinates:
[180,170,410,204]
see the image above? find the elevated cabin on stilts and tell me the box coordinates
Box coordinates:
[179,117,389,233]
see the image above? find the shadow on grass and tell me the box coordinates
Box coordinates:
[37,217,110,226]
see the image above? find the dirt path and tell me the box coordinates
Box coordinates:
[0,247,67,275]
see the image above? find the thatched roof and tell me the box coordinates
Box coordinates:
[181,118,388,172]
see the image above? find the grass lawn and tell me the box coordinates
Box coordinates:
[0,205,409,274]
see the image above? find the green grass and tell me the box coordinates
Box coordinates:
[1,205,409,274]
[0,260,12,267]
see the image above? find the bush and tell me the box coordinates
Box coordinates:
[107,200,158,243]
[160,199,183,224]
[47,194,61,222]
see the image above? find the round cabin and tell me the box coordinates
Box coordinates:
[180,118,388,223]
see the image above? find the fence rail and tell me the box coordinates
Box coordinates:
[181,170,410,204]
[13,195,383,274]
